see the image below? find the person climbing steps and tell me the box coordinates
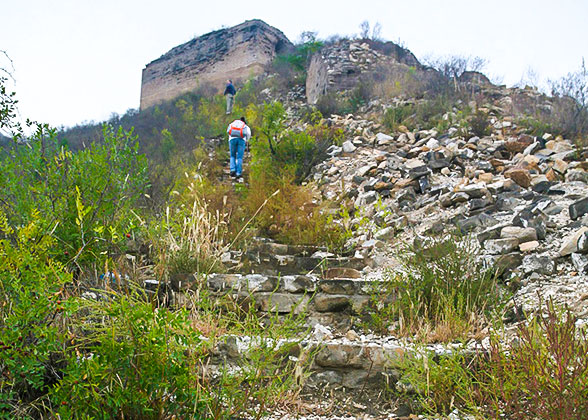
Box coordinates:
[227,116,251,181]
[224,79,236,114]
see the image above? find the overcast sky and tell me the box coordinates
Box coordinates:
[2,0,587,129]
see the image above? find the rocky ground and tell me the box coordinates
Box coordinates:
[310,109,588,328]
[172,56,588,417]
[225,82,588,417]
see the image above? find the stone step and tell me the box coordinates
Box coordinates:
[249,240,327,257]
[167,273,393,332]
[241,252,369,276]
[214,334,469,390]
[213,335,406,390]
[206,273,376,295]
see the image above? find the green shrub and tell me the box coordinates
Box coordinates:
[52,289,210,419]
[518,115,556,137]
[315,92,347,117]
[244,101,350,249]
[49,281,310,419]
[394,301,588,419]
[469,109,491,137]
[245,171,350,250]
[348,80,374,112]
[272,33,323,87]
[484,301,588,419]
[253,101,337,183]
[383,104,415,131]
[0,212,73,417]
[366,234,505,341]
[0,124,148,267]
[394,347,482,415]
[0,76,19,134]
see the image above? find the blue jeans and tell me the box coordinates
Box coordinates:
[229,137,245,176]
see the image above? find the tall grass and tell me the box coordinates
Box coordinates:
[159,197,229,277]
[367,234,506,342]
[393,300,588,419]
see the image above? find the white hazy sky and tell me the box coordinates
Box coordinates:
[2,0,587,129]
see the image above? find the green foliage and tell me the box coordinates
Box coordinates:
[348,80,374,112]
[383,104,415,131]
[383,97,465,133]
[245,171,350,250]
[0,217,310,418]
[272,32,323,86]
[469,109,491,137]
[366,234,505,341]
[0,124,148,267]
[151,197,231,278]
[0,213,73,416]
[394,347,482,415]
[484,301,588,419]
[159,128,176,161]
[315,92,348,117]
[0,76,19,135]
[52,290,209,419]
[394,301,588,419]
[257,101,287,155]
[518,115,556,138]
[252,101,337,184]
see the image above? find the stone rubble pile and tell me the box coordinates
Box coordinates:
[310,112,588,321]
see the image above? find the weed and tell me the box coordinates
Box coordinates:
[394,300,588,419]
[365,234,506,341]
[394,347,483,415]
[484,300,588,419]
[469,109,491,137]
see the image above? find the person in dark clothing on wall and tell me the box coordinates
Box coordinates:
[224,79,236,114]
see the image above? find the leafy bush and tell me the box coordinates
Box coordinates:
[0,124,148,267]
[253,101,337,183]
[52,290,210,419]
[0,76,19,135]
[315,92,348,117]
[383,104,415,131]
[0,217,310,418]
[549,59,588,141]
[518,115,556,138]
[244,102,350,249]
[469,109,491,137]
[366,234,505,341]
[394,347,482,415]
[272,32,323,87]
[0,213,73,416]
[383,97,458,132]
[394,301,588,419]
[348,80,374,112]
[49,281,310,419]
[305,117,345,147]
[246,171,350,250]
[484,301,588,419]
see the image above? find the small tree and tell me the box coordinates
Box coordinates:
[259,101,287,155]
[549,58,588,139]
[359,21,370,39]
[425,54,487,92]
[358,21,382,41]
[0,51,21,137]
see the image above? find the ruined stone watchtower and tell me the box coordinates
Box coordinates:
[140,19,293,110]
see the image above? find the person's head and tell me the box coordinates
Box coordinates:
[240,117,247,124]
[227,79,232,84]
